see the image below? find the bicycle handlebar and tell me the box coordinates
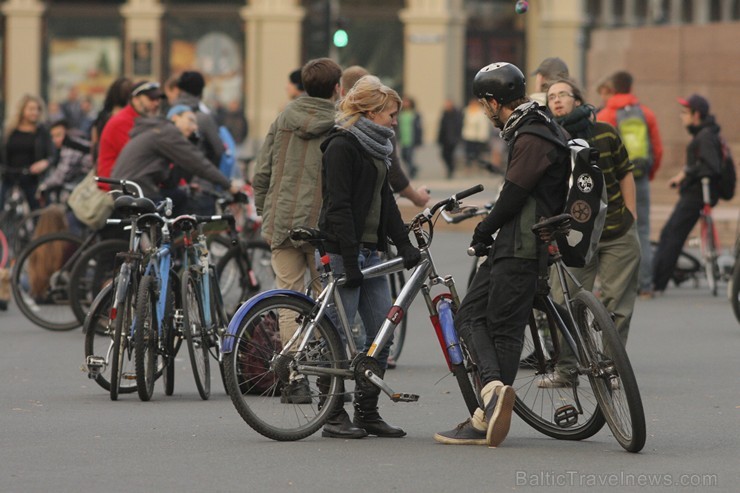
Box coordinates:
[95,176,144,198]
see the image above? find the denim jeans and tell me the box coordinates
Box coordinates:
[455,255,539,386]
[635,175,652,292]
[320,249,393,369]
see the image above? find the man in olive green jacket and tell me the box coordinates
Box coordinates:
[253,58,341,352]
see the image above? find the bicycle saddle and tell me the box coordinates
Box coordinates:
[531,213,572,241]
[114,195,157,216]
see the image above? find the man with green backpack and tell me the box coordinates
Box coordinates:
[597,71,663,299]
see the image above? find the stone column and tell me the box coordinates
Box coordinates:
[120,0,165,79]
[668,0,683,24]
[1,0,45,122]
[399,0,466,144]
[526,0,585,84]
[241,0,304,141]
[623,0,636,26]
[692,0,710,24]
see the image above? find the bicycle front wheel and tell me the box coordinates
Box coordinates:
[134,275,158,402]
[513,305,606,441]
[572,291,646,453]
[223,295,345,441]
[182,267,211,400]
[11,232,83,330]
[731,255,740,324]
[83,284,137,394]
[110,278,137,401]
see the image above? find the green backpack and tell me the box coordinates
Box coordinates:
[616,105,653,178]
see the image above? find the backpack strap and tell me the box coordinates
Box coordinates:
[513,123,570,151]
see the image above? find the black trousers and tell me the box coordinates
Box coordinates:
[455,255,539,387]
[652,195,703,292]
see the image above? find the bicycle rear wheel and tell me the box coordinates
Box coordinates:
[11,232,83,330]
[223,295,345,441]
[572,291,646,452]
[83,283,137,394]
[69,239,127,325]
[513,305,606,441]
[182,267,211,400]
[455,338,482,415]
[134,275,158,402]
[216,240,274,316]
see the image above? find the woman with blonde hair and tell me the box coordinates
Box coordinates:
[1,94,54,210]
[317,75,421,439]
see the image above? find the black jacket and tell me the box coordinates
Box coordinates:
[681,115,722,204]
[319,129,412,270]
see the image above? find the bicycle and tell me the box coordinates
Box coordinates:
[220,185,486,441]
[504,213,646,452]
[179,211,238,400]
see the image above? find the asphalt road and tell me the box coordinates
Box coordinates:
[1,230,739,493]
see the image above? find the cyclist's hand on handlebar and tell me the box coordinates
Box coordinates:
[228,182,241,195]
[412,186,431,207]
[471,223,494,248]
[398,244,421,269]
[343,265,364,288]
[468,242,491,257]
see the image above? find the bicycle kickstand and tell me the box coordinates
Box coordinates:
[364,370,419,403]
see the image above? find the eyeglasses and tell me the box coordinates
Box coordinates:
[547,91,575,102]
[131,82,161,97]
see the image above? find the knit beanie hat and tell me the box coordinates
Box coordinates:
[177,71,205,97]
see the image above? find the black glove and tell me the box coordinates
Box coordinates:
[471,223,494,248]
[343,263,363,288]
[398,244,421,270]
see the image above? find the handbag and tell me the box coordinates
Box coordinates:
[67,170,114,230]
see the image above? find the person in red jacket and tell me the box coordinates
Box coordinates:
[597,71,663,299]
[96,80,163,189]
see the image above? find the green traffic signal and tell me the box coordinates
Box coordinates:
[333,29,348,48]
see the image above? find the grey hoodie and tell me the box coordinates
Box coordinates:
[111,116,230,198]
[253,96,337,248]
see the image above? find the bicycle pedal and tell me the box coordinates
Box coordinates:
[554,404,579,428]
[122,372,137,380]
[85,356,105,379]
[390,393,419,403]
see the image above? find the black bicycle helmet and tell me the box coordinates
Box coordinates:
[472,62,526,105]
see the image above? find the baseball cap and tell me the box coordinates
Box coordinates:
[131,81,164,99]
[678,93,709,118]
[531,57,569,79]
[166,104,193,119]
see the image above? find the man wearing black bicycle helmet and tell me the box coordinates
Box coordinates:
[435,62,570,448]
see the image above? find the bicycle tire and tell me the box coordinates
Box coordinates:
[69,239,128,325]
[182,267,211,400]
[208,267,230,393]
[83,283,137,394]
[163,271,181,397]
[110,278,137,401]
[455,338,482,415]
[11,232,83,331]
[388,270,408,362]
[134,275,158,402]
[513,304,606,441]
[216,240,274,317]
[572,291,646,452]
[223,295,345,441]
[731,255,740,324]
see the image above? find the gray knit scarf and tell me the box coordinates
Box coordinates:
[346,116,394,168]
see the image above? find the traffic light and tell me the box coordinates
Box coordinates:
[332,18,349,48]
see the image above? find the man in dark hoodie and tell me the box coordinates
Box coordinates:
[252,57,342,403]
[173,70,224,214]
[110,104,236,212]
[653,94,722,293]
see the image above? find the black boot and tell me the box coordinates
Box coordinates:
[353,390,406,437]
[319,378,367,439]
